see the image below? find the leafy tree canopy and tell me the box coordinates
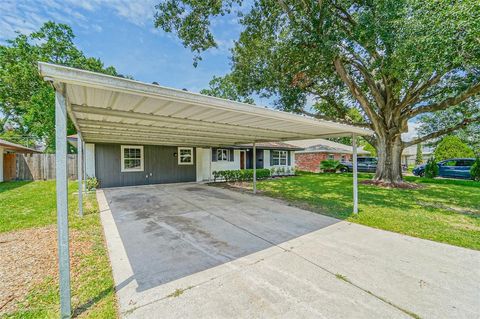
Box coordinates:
[433,136,475,161]
[155,0,480,184]
[417,101,480,152]
[0,21,119,151]
[200,74,255,104]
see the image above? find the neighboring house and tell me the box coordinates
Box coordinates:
[69,136,300,188]
[0,138,40,182]
[401,144,433,167]
[287,138,370,173]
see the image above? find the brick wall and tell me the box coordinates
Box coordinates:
[295,152,352,172]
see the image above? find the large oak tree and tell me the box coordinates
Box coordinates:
[155,0,480,184]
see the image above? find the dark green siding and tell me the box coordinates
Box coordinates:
[95,144,196,188]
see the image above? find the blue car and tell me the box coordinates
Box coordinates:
[413,158,475,179]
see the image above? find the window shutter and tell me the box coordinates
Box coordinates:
[212,148,217,162]
[270,150,274,164]
[288,151,291,165]
[229,149,234,161]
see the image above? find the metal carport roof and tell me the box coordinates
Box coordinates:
[38,62,371,146]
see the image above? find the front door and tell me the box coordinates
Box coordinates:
[240,151,246,169]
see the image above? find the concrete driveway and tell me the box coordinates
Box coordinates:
[98,183,480,319]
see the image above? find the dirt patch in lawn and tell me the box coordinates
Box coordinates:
[0,226,91,315]
[208,181,265,193]
[360,180,426,189]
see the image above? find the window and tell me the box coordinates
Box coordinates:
[443,160,456,167]
[272,150,288,166]
[121,145,143,172]
[178,147,193,165]
[216,149,229,161]
[341,155,346,162]
[456,159,474,167]
[327,154,335,160]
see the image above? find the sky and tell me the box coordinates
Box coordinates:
[0,0,240,93]
[0,0,420,139]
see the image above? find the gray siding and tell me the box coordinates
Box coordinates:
[95,144,196,188]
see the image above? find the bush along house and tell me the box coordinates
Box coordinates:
[287,138,370,173]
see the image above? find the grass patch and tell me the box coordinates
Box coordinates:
[167,286,193,298]
[335,273,349,282]
[0,180,117,318]
[256,173,480,250]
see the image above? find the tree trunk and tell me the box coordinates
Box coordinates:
[374,134,404,184]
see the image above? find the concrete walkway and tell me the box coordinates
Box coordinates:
[98,183,480,319]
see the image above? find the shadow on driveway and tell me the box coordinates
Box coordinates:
[103,183,340,292]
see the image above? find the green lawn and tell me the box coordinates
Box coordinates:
[0,180,117,318]
[257,173,480,250]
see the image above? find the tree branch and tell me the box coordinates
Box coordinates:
[404,116,480,147]
[333,57,381,128]
[300,109,372,128]
[399,72,444,111]
[406,82,480,118]
[349,60,385,109]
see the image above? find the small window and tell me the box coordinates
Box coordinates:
[216,149,229,161]
[341,155,346,162]
[178,147,193,165]
[272,150,288,166]
[327,154,335,160]
[121,145,144,172]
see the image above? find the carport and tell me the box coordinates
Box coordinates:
[38,62,371,318]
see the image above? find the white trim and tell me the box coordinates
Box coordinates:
[121,145,144,172]
[85,143,96,178]
[178,147,194,165]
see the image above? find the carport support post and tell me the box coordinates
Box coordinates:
[253,142,256,194]
[55,88,71,318]
[82,140,86,192]
[77,134,83,217]
[352,133,358,214]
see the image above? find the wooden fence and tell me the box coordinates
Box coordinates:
[3,153,78,181]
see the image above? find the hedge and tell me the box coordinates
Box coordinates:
[212,169,271,182]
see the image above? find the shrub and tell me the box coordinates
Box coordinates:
[86,177,99,191]
[434,136,474,161]
[212,169,271,182]
[424,157,439,178]
[212,171,221,182]
[270,167,276,176]
[415,143,423,165]
[470,157,480,181]
[320,160,340,173]
[276,167,285,176]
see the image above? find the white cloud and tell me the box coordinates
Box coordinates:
[0,0,157,41]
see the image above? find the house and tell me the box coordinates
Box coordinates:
[286,138,370,172]
[68,136,301,187]
[0,138,40,182]
[401,144,433,167]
